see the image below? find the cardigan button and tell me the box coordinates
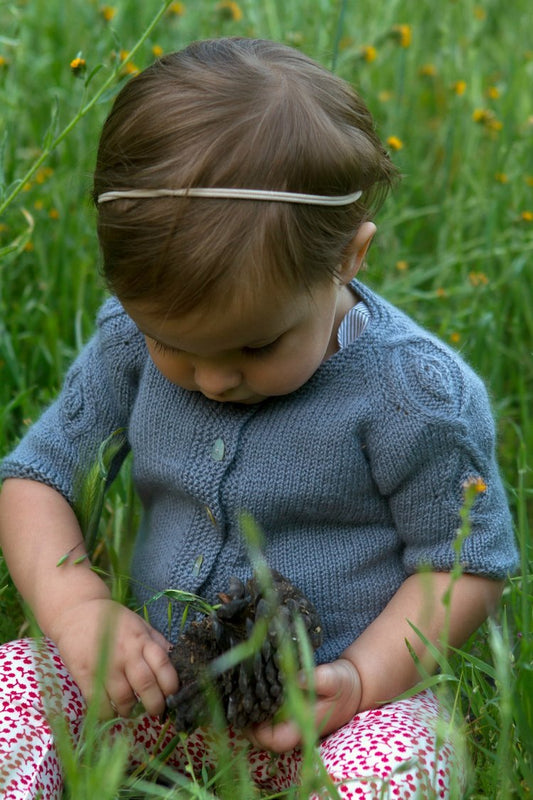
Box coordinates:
[211,437,225,461]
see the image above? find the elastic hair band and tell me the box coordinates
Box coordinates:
[97,187,363,206]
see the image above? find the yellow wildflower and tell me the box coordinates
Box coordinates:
[49,208,60,220]
[391,24,412,48]
[486,85,500,99]
[361,45,377,63]
[378,90,393,102]
[436,288,447,299]
[35,166,53,184]
[472,108,502,131]
[525,176,533,187]
[99,5,116,22]
[520,210,533,222]
[472,108,491,123]
[419,63,436,77]
[464,475,487,494]
[34,200,44,211]
[494,172,508,184]
[0,55,9,68]
[473,6,486,21]
[24,241,34,252]
[449,332,461,344]
[452,80,467,96]
[70,56,86,77]
[395,260,408,272]
[386,135,403,151]
[152,45,164,58]
[119,50,139,75]
[468,271,489,287]
[217,1,243,21]
[168,1,185,14]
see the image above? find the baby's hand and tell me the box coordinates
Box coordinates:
[51,598,179,718]
[247,658,362,753]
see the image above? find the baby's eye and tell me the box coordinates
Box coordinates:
[242,338,281,359]
[150,338,182,356]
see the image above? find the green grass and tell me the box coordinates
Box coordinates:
[0,0,532,797]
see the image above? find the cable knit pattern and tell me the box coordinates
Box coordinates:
[0,281,518,663]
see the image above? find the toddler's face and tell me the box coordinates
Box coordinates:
[123,279,354,404]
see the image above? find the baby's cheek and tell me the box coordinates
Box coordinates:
[157,357,196,389]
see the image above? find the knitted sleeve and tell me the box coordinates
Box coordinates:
[0,297,145,504]
[365,336,518,579]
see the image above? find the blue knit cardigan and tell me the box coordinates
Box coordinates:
[1,281,518,663]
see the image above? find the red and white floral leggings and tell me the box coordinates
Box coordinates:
[0,638,467,799]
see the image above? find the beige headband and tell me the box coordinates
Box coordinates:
[97,187,363,206]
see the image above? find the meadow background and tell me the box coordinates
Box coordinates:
[0,0,531,797]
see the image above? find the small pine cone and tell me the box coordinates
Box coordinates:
[165,570,322,732]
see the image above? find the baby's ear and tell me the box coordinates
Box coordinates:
[339,222,377,283]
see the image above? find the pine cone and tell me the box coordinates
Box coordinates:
[165,570,322,732]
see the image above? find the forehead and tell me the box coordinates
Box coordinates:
[124,284,314,354]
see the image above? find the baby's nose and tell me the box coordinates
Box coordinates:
[193,363,242,398]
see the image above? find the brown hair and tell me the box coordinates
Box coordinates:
[93,37,399,314]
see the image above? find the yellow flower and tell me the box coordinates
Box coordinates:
[35,166,53,184]
[0,55,9,68]
[395,260,408,272]
[486,85,500,99]
[361,45,377,63]
[468,271,489,287]
[472,108,491,123]
[473,6,486,21]
[49,208,60,220]
[119,50,139,75]
[24,241,34,252]
[168,1,185,14]
[449,332,461,344]
[494,172,508,183]
[378,90,393,102]
[386,135,403,151]
[525,176,533,187]
[419,63,436,77]
[436,288,447,299]
[452,80,467,96]
[391,24,412,48]
[464,475,487,494]
[99,5,116,22]
[34,200,44,211]
[521,210,533,222]
[472,108,502,131]
[152,45,164,58]
[217,1,243,21]
[70,56,86,77]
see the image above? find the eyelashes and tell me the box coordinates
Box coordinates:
[149,336,281,360]
[150,339,182,356]
[241,339,280,359]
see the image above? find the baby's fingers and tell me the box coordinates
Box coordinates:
[247,719,302,753]
[142,638,179,699]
